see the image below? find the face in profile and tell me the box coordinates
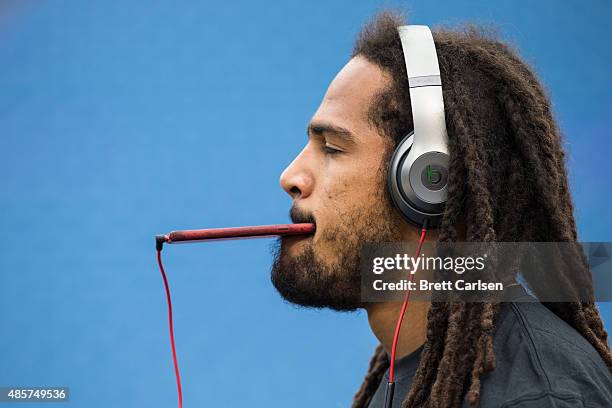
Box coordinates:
[271,56,405,311]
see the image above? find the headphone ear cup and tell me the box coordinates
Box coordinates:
[387,132,416,222]
[387,133,446,228]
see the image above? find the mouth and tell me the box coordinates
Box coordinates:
[283,224,315,249]
[286,206,316,248]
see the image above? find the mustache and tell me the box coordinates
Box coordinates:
[289,205,316,225]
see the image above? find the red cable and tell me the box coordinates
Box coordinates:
[157,250,183,408]
[389,226,427,383]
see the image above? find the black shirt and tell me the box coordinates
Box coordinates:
[368,286,612,407]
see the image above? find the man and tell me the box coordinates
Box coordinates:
[270,11,612,408]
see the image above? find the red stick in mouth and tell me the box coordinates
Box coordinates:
[156,223,316,247]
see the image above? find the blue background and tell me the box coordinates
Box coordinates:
[1,1,610,407]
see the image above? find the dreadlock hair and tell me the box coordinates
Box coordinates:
[350,10,612,408]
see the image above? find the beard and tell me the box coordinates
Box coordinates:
[270,173,404,311]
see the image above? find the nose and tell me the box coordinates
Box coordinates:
[280,147,314,200]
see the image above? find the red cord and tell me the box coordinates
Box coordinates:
[157,250,183,408]
[389,226,427,383]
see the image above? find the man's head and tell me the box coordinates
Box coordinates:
[271,10,611,408]
[270,56,411,311]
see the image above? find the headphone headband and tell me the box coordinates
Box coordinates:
[397,25,449,158]
[397,25,441,80]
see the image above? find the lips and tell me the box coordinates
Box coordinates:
[283,227,315,247]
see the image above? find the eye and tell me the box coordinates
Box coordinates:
[322,145,342,155]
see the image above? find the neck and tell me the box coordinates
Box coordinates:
[366,223,437,359]
[366,300,430,359]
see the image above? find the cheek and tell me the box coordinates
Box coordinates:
[312,141,388,223]
[322,166,383,209]
[314,161,385,233]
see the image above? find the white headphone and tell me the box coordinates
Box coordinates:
[387,25,450,228]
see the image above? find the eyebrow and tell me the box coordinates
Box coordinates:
[306,122,356,145]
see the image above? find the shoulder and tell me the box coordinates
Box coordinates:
[471,301,612,408]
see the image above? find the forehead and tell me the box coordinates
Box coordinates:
[311,56,389,135]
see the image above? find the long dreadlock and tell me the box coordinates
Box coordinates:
[350,11,612,408]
